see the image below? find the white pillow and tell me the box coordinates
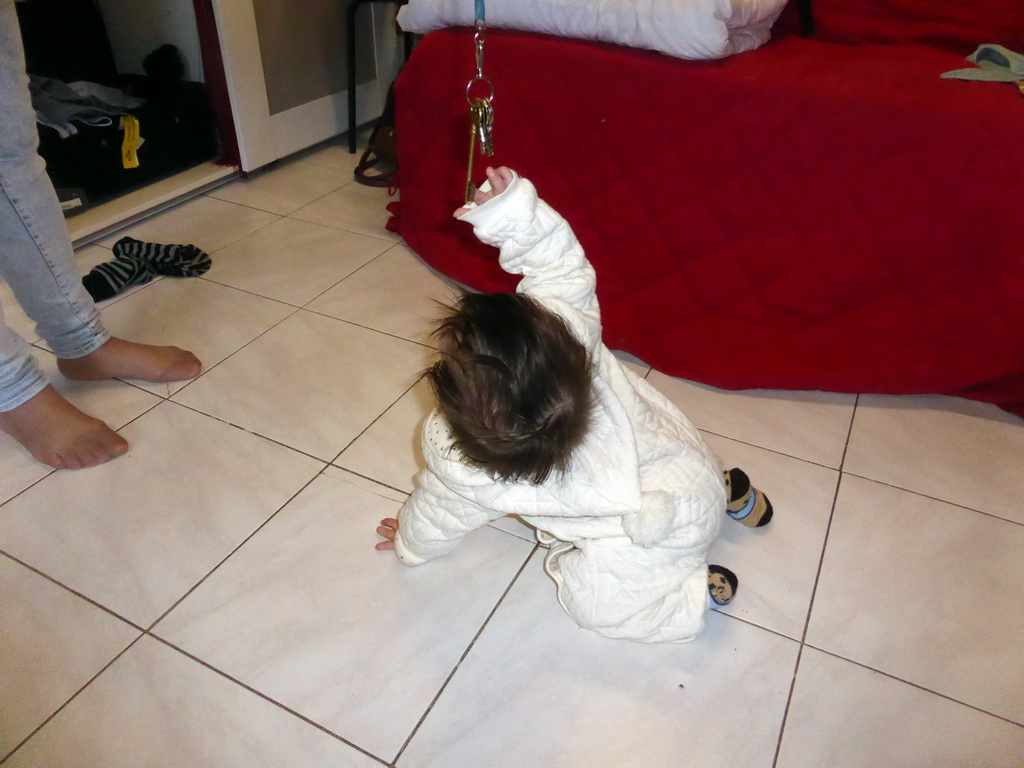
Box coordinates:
[396,0,788,60]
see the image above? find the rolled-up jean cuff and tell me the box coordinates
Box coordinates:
[0,348,48,412]
[48,321,110,360]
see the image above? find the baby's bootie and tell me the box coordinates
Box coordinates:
[708,565,738,606]
[724,468,773,527]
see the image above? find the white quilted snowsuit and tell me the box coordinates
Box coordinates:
[393,173,727,643]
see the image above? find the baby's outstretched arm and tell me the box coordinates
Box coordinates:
[453,166,515,217]
[452,165,602,351]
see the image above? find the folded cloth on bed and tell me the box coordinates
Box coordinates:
[397,0,789,60]
[941,44,1024,82]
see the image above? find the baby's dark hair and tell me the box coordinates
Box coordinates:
[427,292,594,485]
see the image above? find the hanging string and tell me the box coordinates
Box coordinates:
[464,0,495,202]
[466,0,493,105]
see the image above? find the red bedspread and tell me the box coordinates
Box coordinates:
[389,27,1024,418]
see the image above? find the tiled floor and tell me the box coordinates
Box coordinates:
[2,140,1023,767]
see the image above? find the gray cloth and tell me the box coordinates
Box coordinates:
[28,76,145,138]
[940,44,1024,83]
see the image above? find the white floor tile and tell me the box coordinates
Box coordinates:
[174,310,433,461]
[308,244,462,345]
[290,183,402,243]
[155,468,534,762]
[295,141,364,174]
[845,393,1024,523]
[777,648,1024,768]
[0,353,161,504]
[204,216,390,306]
[5,636,383,768]
[94,277,297,396]
[0,556,139,758]
[329,466,409,504]
[0,401,323,626]
[335,377,432,493]
[206,160,349,216]
[488,514,539,541]
[400,558,799,768]
[703,434,838,640]
[95,195,279,255]
[807,475,1024,723]
[648,373,856,468]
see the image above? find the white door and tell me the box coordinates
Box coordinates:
[210,0,403,171]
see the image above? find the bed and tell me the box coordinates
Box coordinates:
[386,0,1024,419]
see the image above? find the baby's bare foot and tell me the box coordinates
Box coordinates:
[0,385,128,469]
[58,337,201,383]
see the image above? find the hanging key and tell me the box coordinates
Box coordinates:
[475,97,494,157]
[465,97,496,203]
[465,99,484,204]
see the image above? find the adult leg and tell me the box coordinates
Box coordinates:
[0,294,127,469]
[0,2,196,468]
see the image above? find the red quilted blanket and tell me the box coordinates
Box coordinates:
[389,27,1024,418]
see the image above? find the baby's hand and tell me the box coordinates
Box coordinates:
[375,517,399,551]
[453,166,516,217]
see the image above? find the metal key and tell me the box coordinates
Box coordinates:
[465,97,495,203]
[465,99,483,204]
[476,98,494,157]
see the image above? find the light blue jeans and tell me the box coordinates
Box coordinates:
[0,0,109,412]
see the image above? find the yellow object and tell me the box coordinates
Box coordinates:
[120,115,143,169]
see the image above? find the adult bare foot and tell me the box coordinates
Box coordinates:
[0,385,128,469]
[57,336,201,383]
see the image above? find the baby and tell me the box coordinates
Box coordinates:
[376,167,772,643]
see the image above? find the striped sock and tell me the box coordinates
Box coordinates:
[82,254,156,301]
[113,236,211,277]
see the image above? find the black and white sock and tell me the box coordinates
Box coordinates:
[113,236,211,277]
[82,254,156,301]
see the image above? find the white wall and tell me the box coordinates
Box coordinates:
[95,0,204,82]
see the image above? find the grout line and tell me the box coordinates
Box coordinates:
[327,466,411,499]
[297,308,440,355]
[144,635,391,767]
[143,465,328,632]
[0,634,146,765]
[711,607,804,645]
[161,303,304,402]
[189,273,300,308]
[328,377,422,464]
[836,472,1024,528]
[697,427,845,473]
[299,249,390,308]
[771,394,859,767]
[0,550,145,632]
[802,644,1024,729]
[390,547,539,766]
[770,644,807,768]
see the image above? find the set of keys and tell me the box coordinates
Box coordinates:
[465,96,495,204]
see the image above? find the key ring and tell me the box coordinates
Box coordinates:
[466,75,495,105]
